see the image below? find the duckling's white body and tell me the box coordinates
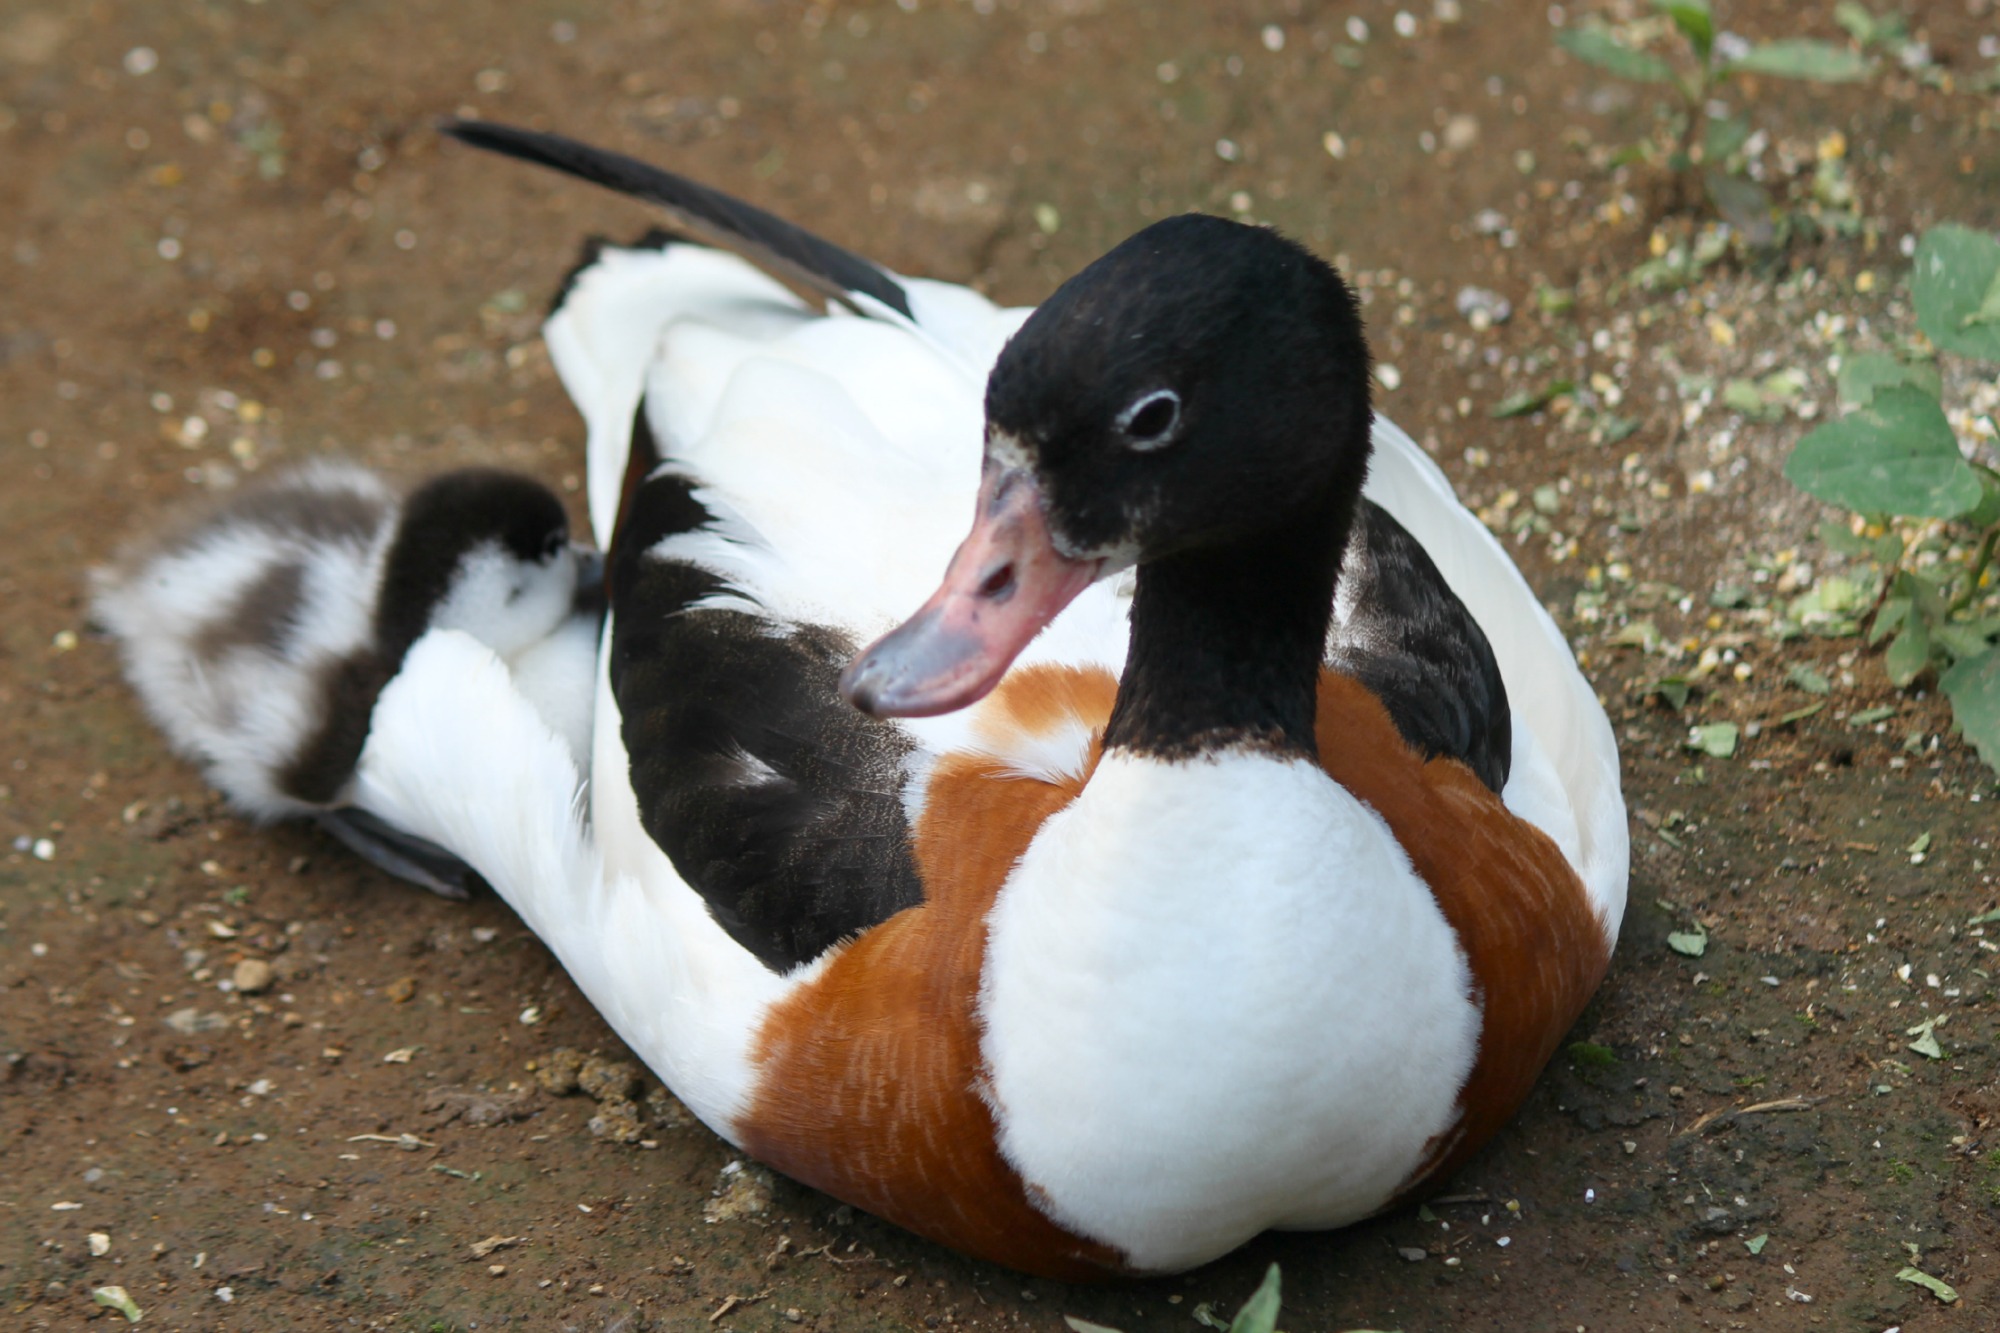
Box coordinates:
[96,460,598,855]
[352,217,1625,1274]
[96,461,405,819]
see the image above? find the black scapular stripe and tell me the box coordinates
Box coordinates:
[1325,501,1512,793]
[608,452,924,973]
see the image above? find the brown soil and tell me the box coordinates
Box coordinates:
[4,1,1998,1330]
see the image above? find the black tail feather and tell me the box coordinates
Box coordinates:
[441,120,913,320]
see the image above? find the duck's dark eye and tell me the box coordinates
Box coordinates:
[1117,389,1181,451]
[542,530,567,560]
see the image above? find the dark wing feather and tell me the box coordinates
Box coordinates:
[609,459,923,973]
[1326,500,1512,793]
[441,120,913,319]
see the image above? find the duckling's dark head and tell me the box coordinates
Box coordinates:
[378,468,580,658]
[843,216,1373,718]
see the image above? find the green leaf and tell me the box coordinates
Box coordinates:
[1907,831,1932,855]
[1568,1040,1618,1066]
[1849,704,1897,726]
[1701,111,1752,162]
[1687,722,1739,757]
[1964,265,2000,329]
[1724,369,1805,421]
[1492,378,1576,418]
[1832,1,1874,42]
[1703,169,1774,247]
[1557,26,1677,82]
[1884,615,1931,686]
[1941,645,2000,771]
[1745,1233,1769,1255]
[1964,468,2000,528]
[1785,387,1984,518]
[1896,1265,1959,1303]
[1650,675,1693,709]
[1837,351,1942,406]
[1668,924,1709,956]
[1652,0,1714,59]
[1834,2,1907,48]
[1869,592,1909,645]
[1775,700,1826,726]
[1935,620,2000,661]
[1229,1264,1284,1333]
[1722,39,1868,82]
[1787,664,1831,695]
[1913,225,2000,362]
[92,1287,143,1323]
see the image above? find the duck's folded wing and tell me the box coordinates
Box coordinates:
[1359,415,1628,937]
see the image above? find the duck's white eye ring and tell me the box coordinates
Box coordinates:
[1116,388,1182,450]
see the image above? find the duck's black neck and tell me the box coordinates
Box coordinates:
[1103,494,1353,759]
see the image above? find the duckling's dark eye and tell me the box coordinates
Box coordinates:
[542,531,566,560]
[1117,389,1181,451]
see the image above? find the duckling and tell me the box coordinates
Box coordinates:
[93,459,600,896]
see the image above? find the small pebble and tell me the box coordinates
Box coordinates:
[1398,1246,1428,1261]
[577,1055,642,1102]
[534,1047,585,1095]
[588,1097,645,1144]
[232,958,274,995]
[1455,286,1513,327]
[704,1159,775,1223]
[384,975,417,1003]
[89,1232,111,1256]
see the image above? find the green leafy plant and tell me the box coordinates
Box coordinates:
[1784,224,2000,772]
[1557,1,1866,239]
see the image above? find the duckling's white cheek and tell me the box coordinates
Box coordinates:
[424,543,566,657]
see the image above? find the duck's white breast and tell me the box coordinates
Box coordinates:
[977,750,1480,1273]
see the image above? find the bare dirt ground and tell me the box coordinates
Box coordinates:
[4,1,1999,1329]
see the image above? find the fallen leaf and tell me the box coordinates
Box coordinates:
[1686,722,1739,757]
[1667,925,1709,957]
[1905,1016,1944,1059]
[1896,1264,1959,1303]
[92,1286,143,1322]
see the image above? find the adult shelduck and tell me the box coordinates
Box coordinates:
[347,122,1628,1279]
[95,460,600,896]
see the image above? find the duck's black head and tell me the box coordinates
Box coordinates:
[377,468,582,658]
[987,214,1371,566]
[843,215,1374,719]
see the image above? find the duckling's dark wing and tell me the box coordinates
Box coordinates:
[1326,500,1512,793]
[441,120,913,320]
